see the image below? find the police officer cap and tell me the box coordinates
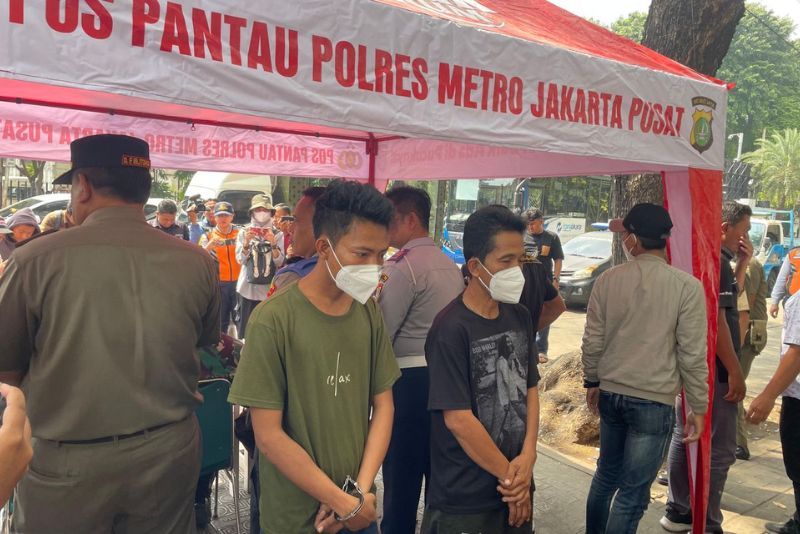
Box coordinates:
[215,202,235,216]
[54,134,151,185]
[609,203,673,240]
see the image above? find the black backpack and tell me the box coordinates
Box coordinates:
[245,239,275,285]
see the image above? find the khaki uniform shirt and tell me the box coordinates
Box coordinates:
[377,237,464,368]
[0,207,220,441]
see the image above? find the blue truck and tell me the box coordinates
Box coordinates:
[748,208,796,291]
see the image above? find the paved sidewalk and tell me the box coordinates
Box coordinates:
[534,441,795,534]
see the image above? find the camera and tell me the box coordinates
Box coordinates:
[185,194,207,213]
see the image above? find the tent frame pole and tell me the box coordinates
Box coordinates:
[366,133,378,186]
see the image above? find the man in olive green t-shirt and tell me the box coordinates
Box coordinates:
[229,181,400,534]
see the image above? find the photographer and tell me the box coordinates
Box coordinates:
[188,198,217,244]
[236,194,285,338]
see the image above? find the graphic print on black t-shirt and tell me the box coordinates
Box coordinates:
[471,330,529,459]
[524,231,563,279]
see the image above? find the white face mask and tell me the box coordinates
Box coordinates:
[253,212,272,226]
[325,239,381,304]
[478,261,526,304]
[623,234,637,262]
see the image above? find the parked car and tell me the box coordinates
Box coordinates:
[0,194,180,224]
[558,231,613,307]
[747,208,795,292]
[0,193,71,221]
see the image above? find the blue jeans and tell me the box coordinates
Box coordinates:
[536,325,550,354]
[585,391,675,534]
[219,281,237,334]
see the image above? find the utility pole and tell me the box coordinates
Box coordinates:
[727,132,744,160]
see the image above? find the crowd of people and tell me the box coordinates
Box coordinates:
[0,133,798,534]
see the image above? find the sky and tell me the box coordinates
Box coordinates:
[549,0,800,37]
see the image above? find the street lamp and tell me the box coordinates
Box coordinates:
[728,132,744,160]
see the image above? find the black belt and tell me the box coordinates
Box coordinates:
[55,419,181,445]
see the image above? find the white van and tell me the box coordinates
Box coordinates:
[184,172,273,225]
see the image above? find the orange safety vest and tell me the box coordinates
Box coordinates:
[205,227,241,282]
[787,247,800,296]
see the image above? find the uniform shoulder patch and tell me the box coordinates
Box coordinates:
[387,248,409,262]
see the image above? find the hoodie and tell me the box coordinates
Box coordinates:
[7,208,42,236]
[1,209,41,260]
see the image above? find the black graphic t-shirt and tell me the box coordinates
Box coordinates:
[425,296,539,514]
[524,230,563,279]
[521,258,559,334]
[717,248,741,383]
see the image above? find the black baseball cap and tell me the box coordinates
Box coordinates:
[214,202,235,216]
[609,203,673,239]
[54,134,151,185]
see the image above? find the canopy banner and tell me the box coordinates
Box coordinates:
[0,1,726,170]
[0,101,368,178]
[377,137,684,180]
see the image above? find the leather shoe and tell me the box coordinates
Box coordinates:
[765,518,800,534]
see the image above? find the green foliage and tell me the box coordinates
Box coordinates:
[173,170,195,198]
[149,169,197,199]
[149,169,175,199]
[742,128,800,209]
[718,4,800,156]
[610,11,647,42]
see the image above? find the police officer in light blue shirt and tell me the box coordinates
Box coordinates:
[377,187,465,534]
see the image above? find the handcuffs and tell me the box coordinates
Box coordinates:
[334,475,365,523]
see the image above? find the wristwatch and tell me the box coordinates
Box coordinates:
[335,476,365,523]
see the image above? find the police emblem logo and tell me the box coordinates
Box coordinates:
[689,96,716,154]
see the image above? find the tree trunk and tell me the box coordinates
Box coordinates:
[610,0,745,265]
[15,160,47,195]
[433,180,448,244]
[642,0,745,76]
[271,176,292,205]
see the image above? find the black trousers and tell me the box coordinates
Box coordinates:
[219,282,237,335]
[237,295,262,339]
[381,367,431,534]
[781,396,800,520]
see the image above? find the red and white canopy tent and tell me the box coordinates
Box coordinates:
[0,1,727,529]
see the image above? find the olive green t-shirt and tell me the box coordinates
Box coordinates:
[228,283,401,534]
